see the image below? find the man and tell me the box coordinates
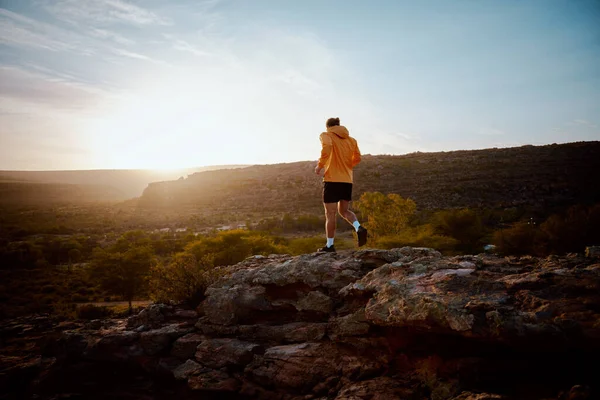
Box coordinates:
[315,117,368,252]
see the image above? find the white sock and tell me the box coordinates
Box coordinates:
[326,238,334,247]
[352,221,361,232]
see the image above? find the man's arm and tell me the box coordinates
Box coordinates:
[316,133,333,173]
[352,139,362,167]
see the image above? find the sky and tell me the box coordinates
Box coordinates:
[0,0,599,170]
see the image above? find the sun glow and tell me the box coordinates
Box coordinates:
[86,71,231,170]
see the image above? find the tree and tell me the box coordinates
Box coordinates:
[149,253,221,307]
[89,245,155,313]
[354,192,416,240]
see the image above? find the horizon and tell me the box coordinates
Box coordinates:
[0,139,597,172]
[1,0,599,170]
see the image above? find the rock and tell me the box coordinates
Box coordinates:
[170,309,198,320]
[170,333,205,359]
[96,331,140,347]
[140,324,193,356]
[328,309,370,340]
[195,338,263,370]
[562,385,592,400]
[238,322,327,343]
[57,321,84,331]
[335,377,416,400]
[586,246,600,258]
[247,343,339,392]
[296,291,334,314]
[204,285,272,325]
[201,250,412,327]
[172,359,202,380]
[338,251,600,347]
[2,248,599,400]
[187,368,241,392]
[450,392,505,400]
[126,304,168,330]
[247,342,387,393]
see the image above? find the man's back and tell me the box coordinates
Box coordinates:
[318,125,361,183]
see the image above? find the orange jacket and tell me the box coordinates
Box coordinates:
[317,125,361,183]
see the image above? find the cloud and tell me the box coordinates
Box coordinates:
[42,0,171,26]
[89,28,135,45]
[112,48,152,61]
[0,65,115,113]
[172,39,211,57]
[0,8,84,52]
[1,7,169,66]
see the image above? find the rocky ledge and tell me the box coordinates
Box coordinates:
[2,247,599,399]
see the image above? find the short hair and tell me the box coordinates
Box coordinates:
[326,117,340,128]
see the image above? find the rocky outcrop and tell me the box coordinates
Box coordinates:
[2,248,599,399]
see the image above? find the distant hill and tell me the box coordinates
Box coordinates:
[0,181,124,206]
[138,142,600,215]
[0,165,248,202]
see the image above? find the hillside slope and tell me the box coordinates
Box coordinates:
[138,141,600,214]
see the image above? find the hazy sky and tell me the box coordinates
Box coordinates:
[1,0,599,170]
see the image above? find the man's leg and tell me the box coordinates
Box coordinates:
[338,200,368,247]
[324,202,338,248]
[338,200,358,225]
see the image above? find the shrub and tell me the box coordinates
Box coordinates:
[185,230,286,267]
[149,253,224,308]
[354,192,417,241]
[493,222,539,256]
[375,225,459,253]
[52,301,77,320]
[431,208,485,253]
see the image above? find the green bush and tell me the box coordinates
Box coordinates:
[185,230,286,267]
[354,192,417,241]
[149,253,224,307]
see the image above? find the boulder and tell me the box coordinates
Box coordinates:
[195,338,263,370]
[187,368,241,392]
[140,324,193,356]
[335,377,416,400]
[238,322,327,343]
[450,392,505,400]
[246,342,388,394]
[126,304,168,329]
[170,333,205,359]
[328,309,370,340]
[338,252,600,347]
[172,359,202,381]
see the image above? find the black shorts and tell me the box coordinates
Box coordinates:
[323,182,353,203]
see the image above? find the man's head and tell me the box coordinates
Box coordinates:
[326,117,340,128]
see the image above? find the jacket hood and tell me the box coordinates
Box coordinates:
[327,125,350,139]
